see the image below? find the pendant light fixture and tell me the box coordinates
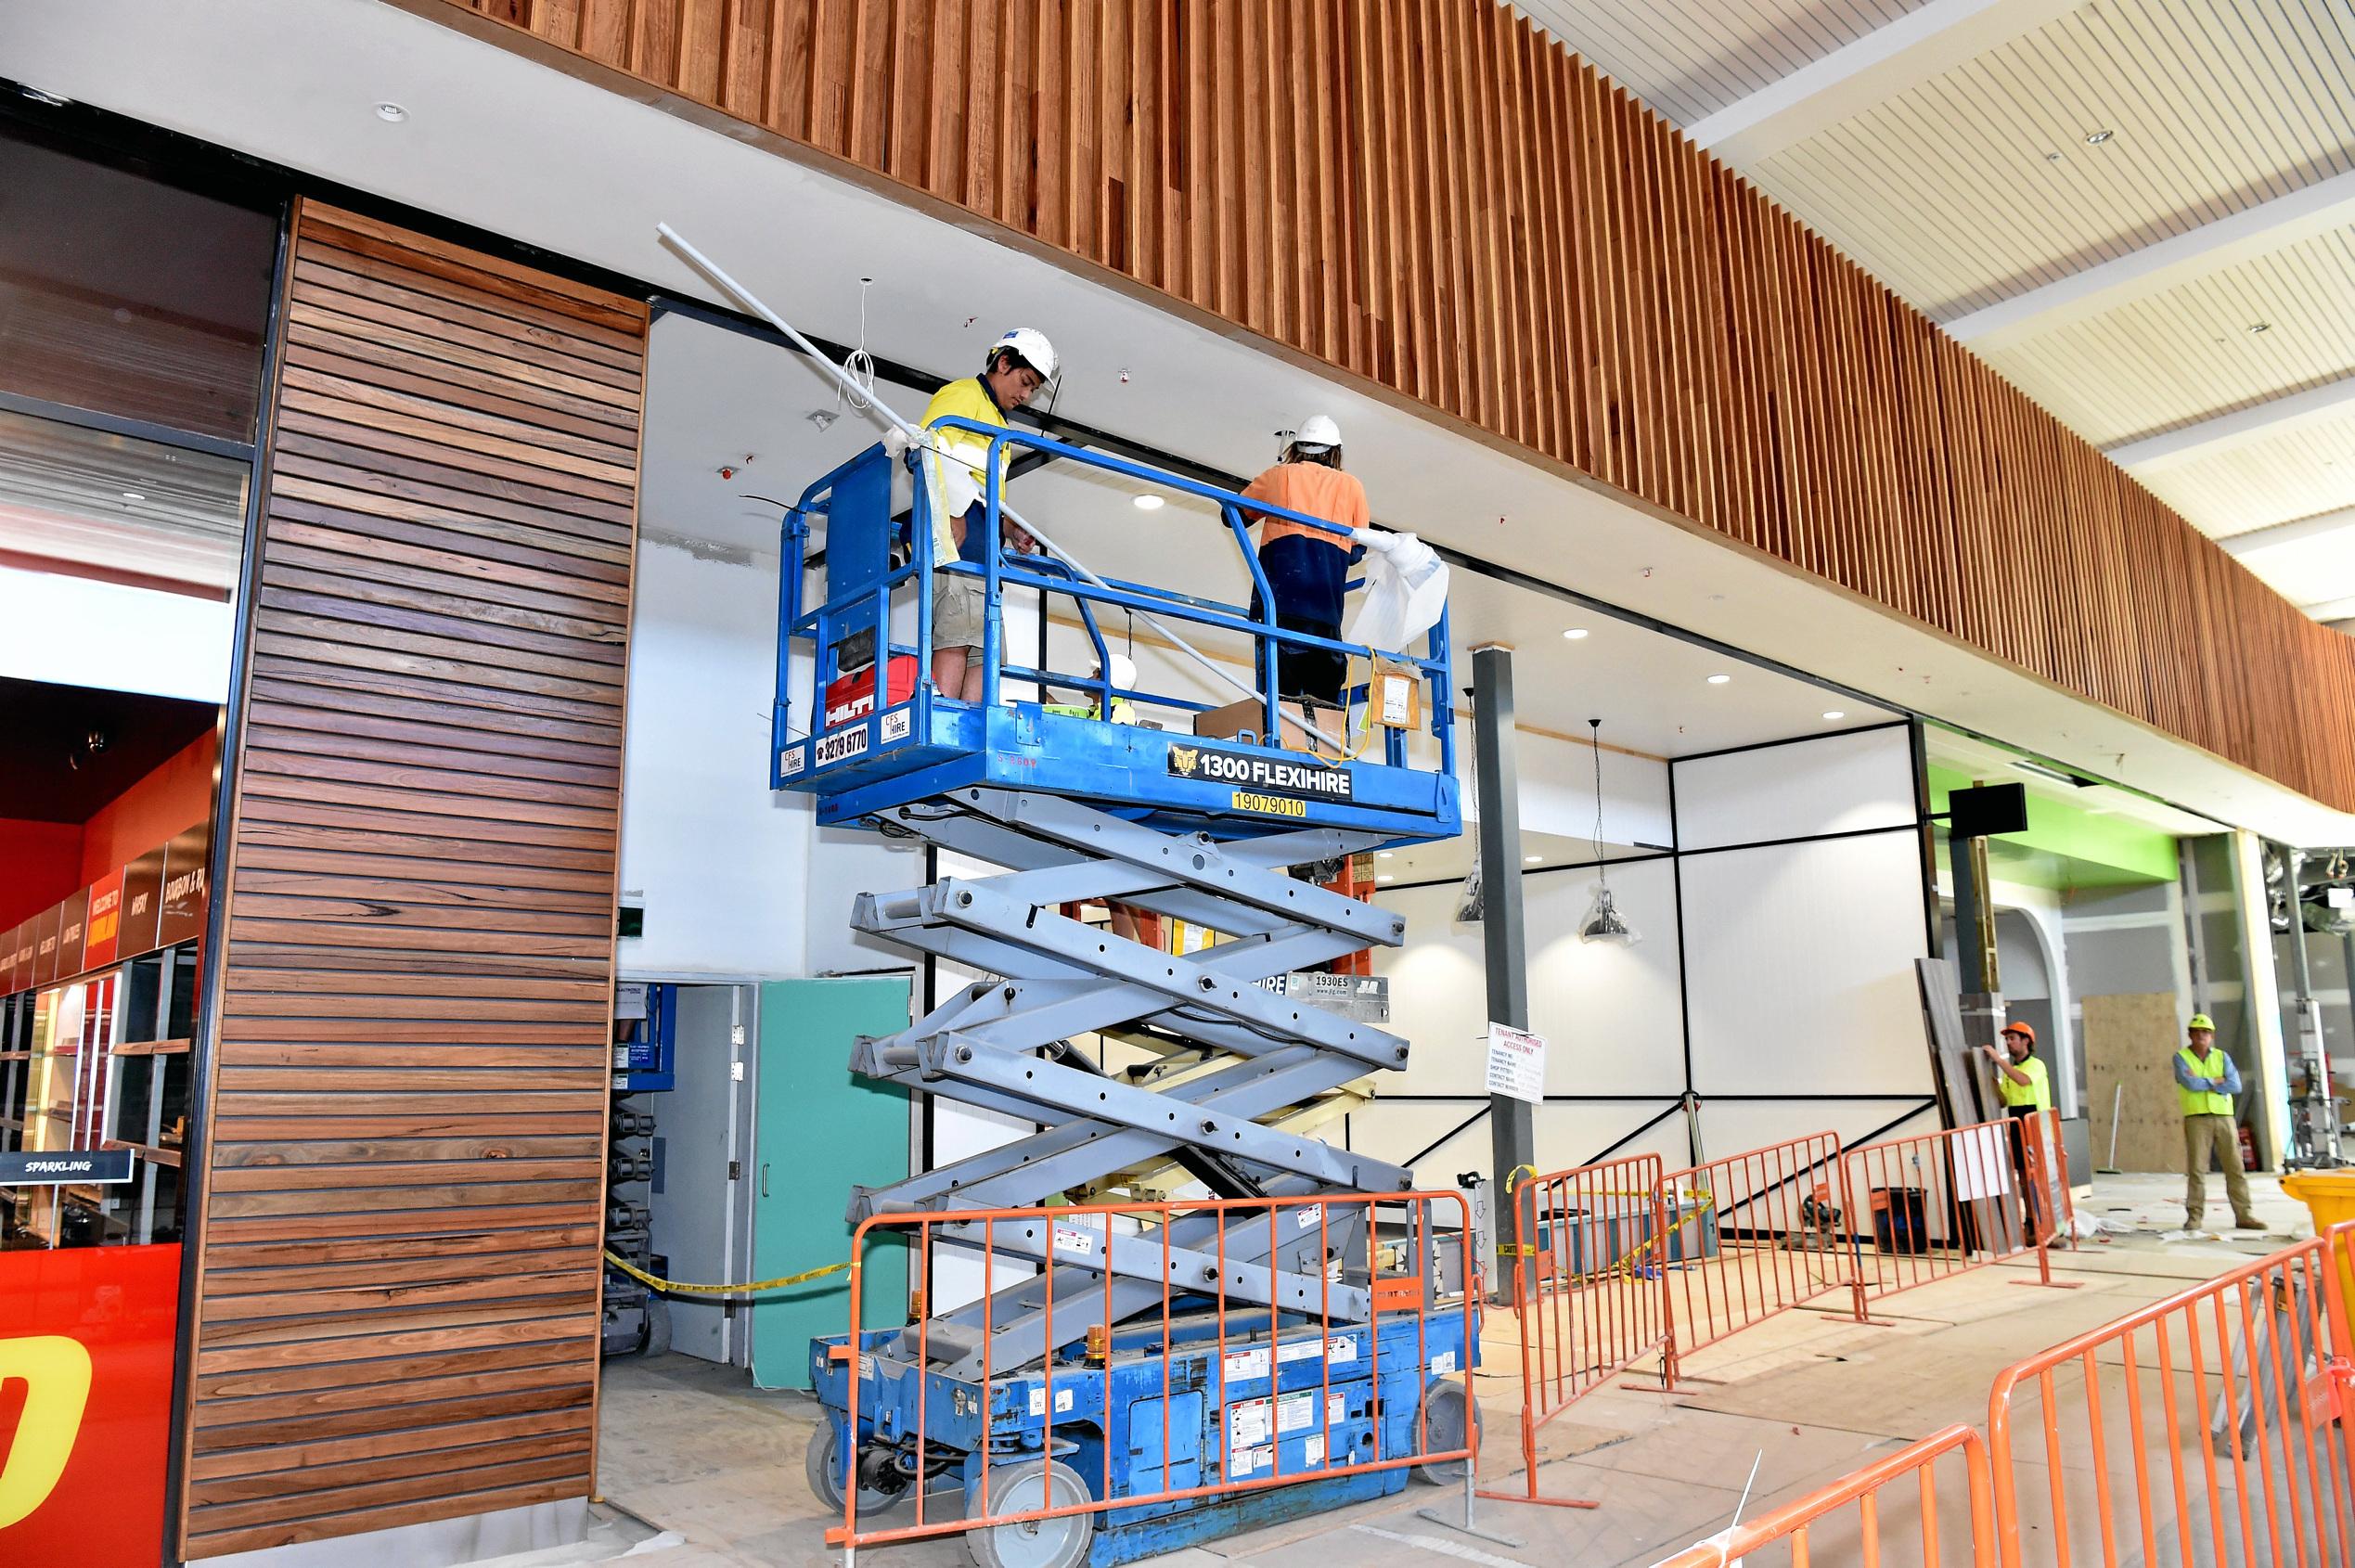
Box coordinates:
[1580,717,1638,945]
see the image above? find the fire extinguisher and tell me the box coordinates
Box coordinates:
[2238,1122,2259,1172]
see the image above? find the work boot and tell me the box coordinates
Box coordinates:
[2233,1213,2264,1232]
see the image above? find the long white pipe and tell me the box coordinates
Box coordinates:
[653,223,1338,754]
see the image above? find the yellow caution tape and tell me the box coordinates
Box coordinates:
[603,1249,851,1296]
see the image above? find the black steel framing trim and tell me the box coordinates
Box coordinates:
[159,194,294,1568]
[0,387,255,462]
[1375,1092,1946,1104]
[1667,757,1699,1164]
[1673,819,1923,860]
[1911,717,1945,960]
[1371,850,1674,897]
[1669,718,1911,766]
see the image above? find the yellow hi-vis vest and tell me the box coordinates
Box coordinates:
[2177,1047,2233,1117]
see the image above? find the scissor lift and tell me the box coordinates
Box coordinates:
[775,421,1469,1566]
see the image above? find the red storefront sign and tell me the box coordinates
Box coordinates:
[0,1243,179,1565]
[83,870,126,970]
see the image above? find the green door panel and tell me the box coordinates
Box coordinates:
[751,975,911,1389]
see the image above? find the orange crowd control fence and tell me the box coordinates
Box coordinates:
[1844,1109,2078,1312]
[1656,1129,1853,1372]
[824,1189,1479,1561]
[1476,1151,1672,1508]
[1988,1229,2355,1567]
[1652,1422,1996,1567]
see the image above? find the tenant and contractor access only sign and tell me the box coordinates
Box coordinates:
[1483,1022,1547,1104]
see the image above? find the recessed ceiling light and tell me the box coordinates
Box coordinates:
[1377,851,1394,859]
[2247,321,2271,335]
[1706,674,1731,685]
[2083,128,2114,145]
[1524,855,1542,865]
[1822,710,1846,721]
[1563,628,1589,640]
[119,491,145,503]
[375,101,409,123]
[1376,874,1394,884]
[1133,494,1165,510]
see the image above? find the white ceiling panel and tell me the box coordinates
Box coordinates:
[1750,0,2355,321]
[2234,520,2355,612]
[1986,223,2355,446]
[1510,0,1923,129]
[2132,407,2355,539]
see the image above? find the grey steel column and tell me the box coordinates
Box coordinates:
[1473,645,1536,1299]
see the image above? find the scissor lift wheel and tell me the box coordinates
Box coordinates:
[965,1459,1095,1568]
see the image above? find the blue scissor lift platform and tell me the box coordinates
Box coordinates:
[773,420,1474,1567]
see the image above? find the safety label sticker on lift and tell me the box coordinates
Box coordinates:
[881,709,911,743]
[1229,1389,1347,1452]
[1277,1335,1357,1366]
[1222,1346,1271,1382]
[1028,1385,1075,1418]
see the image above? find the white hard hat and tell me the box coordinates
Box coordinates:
[1287,414,1342,452]
[991,327,1059,382]
[1093,652,1138,689]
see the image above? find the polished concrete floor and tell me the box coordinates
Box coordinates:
[506,1171,2317,1568]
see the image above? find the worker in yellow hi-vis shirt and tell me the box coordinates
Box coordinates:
[917,328,1057,700]
[1983,1022,2051,1242]
[2175,1012,2260,1232]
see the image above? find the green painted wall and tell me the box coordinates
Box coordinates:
[1927,765,2178,890]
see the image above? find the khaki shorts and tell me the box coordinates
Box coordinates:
[932,572,986,662]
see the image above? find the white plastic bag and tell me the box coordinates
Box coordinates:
[1347,528,1449,655]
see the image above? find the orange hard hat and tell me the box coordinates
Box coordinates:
[2001,1022,2036,1045]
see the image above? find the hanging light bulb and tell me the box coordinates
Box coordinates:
[1581,886,1635,944]
[1580,718,1639,945]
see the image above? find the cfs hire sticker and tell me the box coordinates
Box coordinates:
[881,708,912,743]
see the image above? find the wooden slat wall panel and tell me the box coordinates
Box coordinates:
[182,199,644,1559]
[442,0,2355,811]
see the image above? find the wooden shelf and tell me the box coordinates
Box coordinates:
[112,1037,191,1058]
[102,1139,183,1168]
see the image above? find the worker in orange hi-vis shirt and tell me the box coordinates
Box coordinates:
[1239,415,1368,711]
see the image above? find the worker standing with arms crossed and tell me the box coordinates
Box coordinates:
[2176,1012,2262,1232]
[916,328,1057,700]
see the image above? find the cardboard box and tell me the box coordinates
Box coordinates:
[1192,696,1342,751]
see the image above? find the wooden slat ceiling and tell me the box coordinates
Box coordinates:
[181,199,644,1558]
[431,0,2355,812]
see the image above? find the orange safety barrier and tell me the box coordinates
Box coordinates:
[1652,1423,1996,1567]
[1987,1231,2355,1566]
[1477,1153,1673,1508]
[1845,1110,2078,1314]
[827,1189,1480,1561]
[1656,1130,1852,1376]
